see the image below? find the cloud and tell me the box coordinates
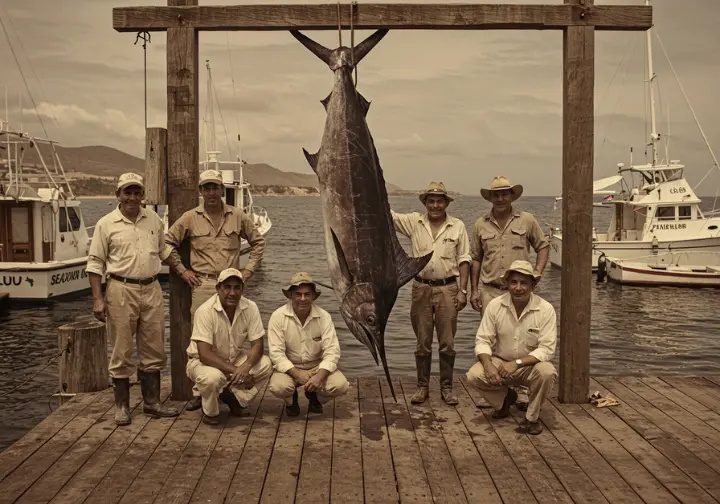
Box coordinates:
[22,103,145,141]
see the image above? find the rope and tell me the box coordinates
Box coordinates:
[337,3,342,47]
[135,31,151,131]
[350,1,357,86]
[0,343,70,399]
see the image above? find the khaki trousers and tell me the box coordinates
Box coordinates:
[186,352,273,417]
[189,277,222,399]
[105,279,166,379]
[269,361,350,405]
[466,357,557,422]
[410,281,458,357]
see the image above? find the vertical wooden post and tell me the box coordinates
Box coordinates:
[58,320,109,393]
[559,0,594,403]
[144,127,168,205]
[167,0,199,401]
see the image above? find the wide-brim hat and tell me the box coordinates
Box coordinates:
[117,172,144,191]
[502,259,541,283]
[216,267,244,285]
[480,175,523,202]
[419,181,454,204]
[199,169,224,187]
[282,271,321,299]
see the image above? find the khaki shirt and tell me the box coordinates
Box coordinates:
[470,209,548,287]
[267,303,341,374]
[474,292,556,363]
[186,293,265,362]
[391,211,472,280]
[165,203,266,276]
[87,206,170,279]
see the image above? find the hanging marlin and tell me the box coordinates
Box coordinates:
[290,29,432,400]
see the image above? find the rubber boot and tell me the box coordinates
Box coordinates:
[138,370,180,418]
[410,355,431,404]
[112,378,131,426]
[305,390,323,413]
[439,353,459,405]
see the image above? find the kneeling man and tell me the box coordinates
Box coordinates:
[466,260,557,434]
[268,272,349,416]
[186,268,273,424]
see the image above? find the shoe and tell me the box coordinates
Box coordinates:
[220,389,248,417]
[202,412,221,425]
[186,396,202,411]
[138,370,179,418]
[411,354,431,404]
[491,388,518,419]
[526,420,543,435]
[305,390,323,414]
[112,378,131,426]
[439,353,459,405]
[286,389,300,417]
[410,387,429,404]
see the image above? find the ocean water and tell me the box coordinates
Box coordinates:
[0,194,718,450]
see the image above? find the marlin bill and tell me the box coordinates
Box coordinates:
[290,29,432,400]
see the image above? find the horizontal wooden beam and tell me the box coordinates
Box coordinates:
[113,3,652,32]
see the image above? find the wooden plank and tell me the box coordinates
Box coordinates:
[660,377,720,414]
[294,385,335,504]
[704,377,720,391]
[224,394,284,502]
[589,379,720,502]
[49,381,173,504]
[558,0,594,404]
[398,377,468,503]
[379,377,433,504]
[457,377,538,503]
[15,387,144,503]
[188,384,267,504]
[144,127,167,206]
[550,398,680,504]
[258,392,308,504]
[0,391,116,504]
[113,4,653,32]
[597,378,720,472]
[580,395,717,503]
[358,377,397,504]
[0,392,98,482]
[330,379,363,504]
[427,377,501,503]
[694,377,720,400]
[538,401,644,503]
[639,377,720,432]
[167,0,199,402]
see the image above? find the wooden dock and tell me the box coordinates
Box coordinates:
[2,374,720,503]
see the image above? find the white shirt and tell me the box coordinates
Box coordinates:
[267,303,341,374]
[474,292,557,363]
[87,206,171,279]
[186,294,265,363]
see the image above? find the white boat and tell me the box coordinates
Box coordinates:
[548,0,720,272]
[0,119,102,300]
[155,60,272,277]
[603,251,720,288]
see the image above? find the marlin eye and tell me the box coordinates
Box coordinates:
[366,315,376,325]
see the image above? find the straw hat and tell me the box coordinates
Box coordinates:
[419,181,454,204]
[282,271,321,299]
[502,260,541,283]
[480,176,523,202]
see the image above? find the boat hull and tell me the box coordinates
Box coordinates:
[0,258,104,300]
[606,258,720,287]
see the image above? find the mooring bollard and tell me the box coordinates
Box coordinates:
[57,318,110,402]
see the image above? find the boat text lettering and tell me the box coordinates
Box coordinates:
[2,276,22,286]
[656,223,687,230]
[669,186,687,195]
[51,268,88,286]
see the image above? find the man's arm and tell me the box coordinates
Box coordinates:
[86,220,109,321]
[469,220,484,311]
[197,341,236,375]
[528,216,550,276]
[267,312,297,375]
[164,213,190,275]
[390,209,415,239]
[239,211,266,274]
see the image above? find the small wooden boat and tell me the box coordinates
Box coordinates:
[603,252,720,287]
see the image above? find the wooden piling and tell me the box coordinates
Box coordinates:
[144,127,168,205]
[57,319,109,394]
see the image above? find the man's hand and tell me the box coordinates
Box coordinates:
[229,361,253,389]
[93,297,107,322]
[291,369,313,386]
[470,291,482,312]
[240,269,253,282]
[497,360,519,379]
[304,372,327,392]
[181,270,202,288]
[455,291,467,312]
[483,361,503,386]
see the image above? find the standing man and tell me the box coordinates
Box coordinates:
[165,169,266,410]
[185,268,273,424]
[465,260,558,435]
[391,181,472,405]
[468,176,550,409]
[267,272,349,416]
[87,172,180,426]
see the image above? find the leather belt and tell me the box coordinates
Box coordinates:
[108,273,157,285]
[414,275,457,286]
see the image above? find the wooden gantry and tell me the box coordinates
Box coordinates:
[112,1,653,403]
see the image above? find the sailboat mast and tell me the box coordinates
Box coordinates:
[645,0,659,167]
[206,60,217,158]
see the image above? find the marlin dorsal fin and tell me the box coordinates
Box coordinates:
[330,228,354,284]
[357,92,371,117]
[302,148,319,173]
[321,92,332,111]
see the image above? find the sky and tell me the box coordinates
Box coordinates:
[1,0,719,195]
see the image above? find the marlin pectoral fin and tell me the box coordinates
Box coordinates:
[321,92,332,111]
[330,228,354,284]
[290,30,332,66]
[395,245,434,288]
[302,148,319,173]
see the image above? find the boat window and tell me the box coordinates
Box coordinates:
[678,205,692,220]
[59,207,81,232]
[656,206,675,220]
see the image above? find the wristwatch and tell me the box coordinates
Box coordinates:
[461,289,468,294]
[515,359,522,366]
